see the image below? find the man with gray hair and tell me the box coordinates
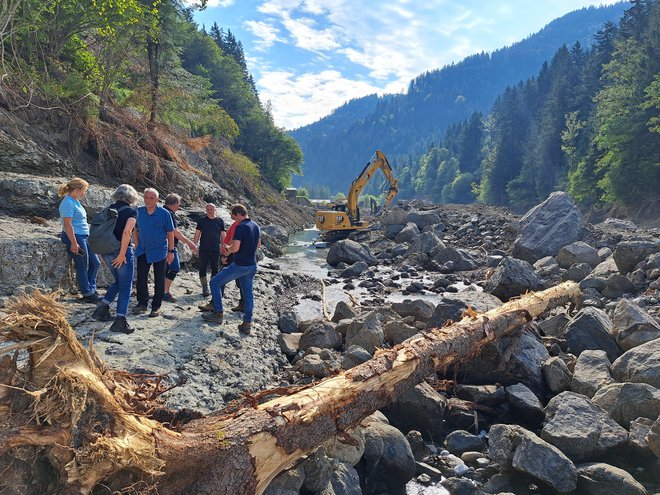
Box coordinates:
[133,188,175,317]
[162,193,197,303]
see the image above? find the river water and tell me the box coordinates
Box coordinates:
[280,228,450,495]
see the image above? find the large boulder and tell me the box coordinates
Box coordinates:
[506,383,544,425]
[592,382,660,427]
[327,239,377,267]
[323,460,363,495]
[571,350,616,398]
[613,240,660,274]
[381,207,407,226]
[406,210,441,230]
[576,462,648,495]
[391,299,435,322]
[611,338,660,388]
[541,392,628,462]
[406,231,445,256]
[557,241,601,269]
[299,321,343,351]
[543,357,572,394]
[345,312,384,354]
[564,308,621,362]
[488,424,577,493]
[383,382,446,441]
[512,191,582,264]
[356,420,415,495]
[484,257,543,301]
[450,329,550,396]
[649,416,660,458]
[432,247,482,271]
[394,223,420,244]
[611,299,660,351]
[260,224,289,244]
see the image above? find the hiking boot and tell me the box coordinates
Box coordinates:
[162,293,177,303]
[82,293,101,304]
[92,303,112,321]
[200,276,210,297]
[109,316,134,334]
[132,303,148,315]
[202,311,224,324]
[231,304,244,313]
[198,301,216,312]
[238,322,252,335]
[148,309,161,318]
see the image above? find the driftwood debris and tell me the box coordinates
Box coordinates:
[0,282,581,495]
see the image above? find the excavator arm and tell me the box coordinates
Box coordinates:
[346,150,399,224]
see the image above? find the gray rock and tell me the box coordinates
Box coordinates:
[340,261,369,278]
[382,320,419,345]
[341,345,372,370]
[381,207,408,226]
[488,424,577,493]
[323,460,362,495]
[534,256,560,277]
[384,224,405,240]
[278,309,300,333]
[345,312,384,354]
[394,222,420,244]
[323,427,366,467]
[406,210,441,230]
[484,257,543,301]
[505,383,544,424]
[391,299,435,322]
[440,477,481,495]
[406,231,445,256]
[602,273,635,298]
[299,321,342,351]
[576,462,648,495]
[357,420,415,495]
[327,239,377,267]
[557,241,601,269]
[571,350,616,398]
[565,307,621,362]
[295,353,340,378]
[455,384,506,406]
[613,240,660,274]
[628,417,655,456]
[405,431,430,461]
[580,274,608,292]
[432,247,482,271]
[611,338,660,388]
[332,301,358,323]
[541,391,628,461]
[444,430,485,455]
[452,329,550,396]
[427,292,502,328]
[261,224,289,243]
[512,191,582,264]
[301,449,333,492]
[278,333,302,358]
[543,357,572,393]
[612,299,660,350]
[592,383,660,427]
[538,313,570,338]
[263,466,304,495]
[563,262,592,282]
[384,382,446,441]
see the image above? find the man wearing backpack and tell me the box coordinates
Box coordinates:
[133,188,175,318]
[91,184,140,334]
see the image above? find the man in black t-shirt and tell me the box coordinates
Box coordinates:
[162,194,197,304]
[193,203,225,296]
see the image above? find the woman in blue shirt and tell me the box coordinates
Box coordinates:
[58,178,100,303]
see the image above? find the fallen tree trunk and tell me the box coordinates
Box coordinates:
[0,282,581,495]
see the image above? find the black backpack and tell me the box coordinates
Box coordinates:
[88,205,129,255]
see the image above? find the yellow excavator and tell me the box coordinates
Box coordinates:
[315,150,398,239]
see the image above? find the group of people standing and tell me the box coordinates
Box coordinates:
[58,178,260,335]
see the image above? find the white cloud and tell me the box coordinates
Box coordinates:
[202,0,234,6]
[281,16,340,51]
[258,70,381,129]
[244,20,285,50]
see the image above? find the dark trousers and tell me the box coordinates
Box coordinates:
[136,254,166,311]
[199,249,220,278]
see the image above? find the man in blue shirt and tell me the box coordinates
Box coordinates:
[133,188,175,318]
[201,204,260,334]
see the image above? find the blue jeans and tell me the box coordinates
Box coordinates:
[210,263,257,323]
[101,247,135,317]
[61,232,100,296]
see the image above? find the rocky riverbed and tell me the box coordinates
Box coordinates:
[1,191,660,495]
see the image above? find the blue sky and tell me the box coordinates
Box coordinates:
[192,1,623,130]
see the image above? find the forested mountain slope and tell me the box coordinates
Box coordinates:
[290,3,629,195]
